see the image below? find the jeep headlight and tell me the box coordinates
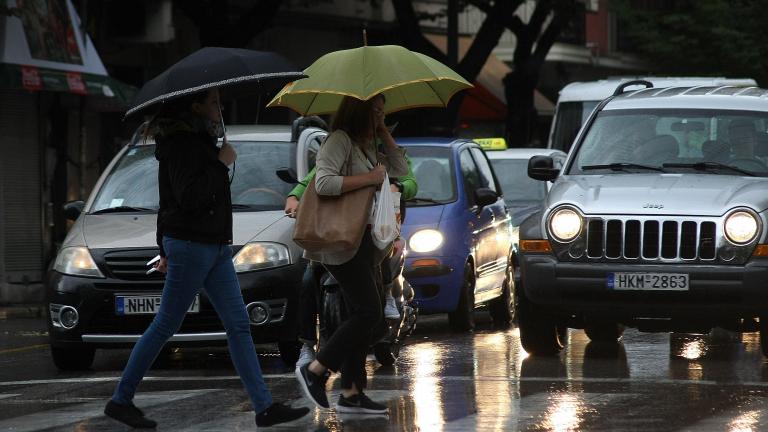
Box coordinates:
[53,246,105,278]
[548,207,582,242]
[409,229,444,253]
[233,242,290,273]
[724,210,758,245]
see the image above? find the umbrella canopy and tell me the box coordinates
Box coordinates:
[267,45,472,115]
[126,47,306,117]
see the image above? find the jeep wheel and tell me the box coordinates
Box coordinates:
[517,299,564,356]
[277,340,302,366]
[51,346,95,371]
[584,322,625,343]
[448,262,475,332]
[488,259,515,328]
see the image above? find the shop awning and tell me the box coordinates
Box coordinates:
[425,34,555,120]
[1,0,136,105]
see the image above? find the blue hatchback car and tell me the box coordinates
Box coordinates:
[399,138,514,331]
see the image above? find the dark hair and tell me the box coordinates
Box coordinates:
[331,94,385,144]
[144,91,209,140]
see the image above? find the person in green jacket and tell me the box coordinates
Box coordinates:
[284,153,417,371]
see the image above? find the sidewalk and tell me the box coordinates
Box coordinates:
[0,304,44,320]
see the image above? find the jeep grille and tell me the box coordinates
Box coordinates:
[585,217,717,262]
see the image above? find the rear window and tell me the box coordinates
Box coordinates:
[405,146,456,206]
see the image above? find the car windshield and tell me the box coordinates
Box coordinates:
[569,109,768,177]
[405,146,456,206]
[489,158,547,207]
[90,141,295,213]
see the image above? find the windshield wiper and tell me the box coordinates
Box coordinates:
[231,204,254,209]
[407,197,443,204]
[91,206,154,214]
[662,162,756,177]
[581,163,665,172]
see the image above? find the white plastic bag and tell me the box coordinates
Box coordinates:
[371,173,399,249]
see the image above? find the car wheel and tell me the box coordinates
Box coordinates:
[448,262,475,332]
[51,346,95,371]
[516,297,564,356]
[374,341,400,367]
[584,322,625,343]
[277,340,302,366]
[488,257,515,328]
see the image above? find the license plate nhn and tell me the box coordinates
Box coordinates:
[607,272,689,291]
[116,295,200,315]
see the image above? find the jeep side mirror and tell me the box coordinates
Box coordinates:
[276,167,299,184]
[474,187,498,209]
[63,201,85,221]
[528,156,560,181]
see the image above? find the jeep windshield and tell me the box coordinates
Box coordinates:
[90,141,296,213]
[569,109,768,177]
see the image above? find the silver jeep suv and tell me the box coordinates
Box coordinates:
[519,80,768,356]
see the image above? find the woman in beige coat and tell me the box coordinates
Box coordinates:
[296,94,408,414]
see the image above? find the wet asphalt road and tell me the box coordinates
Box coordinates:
[3,313,768,431]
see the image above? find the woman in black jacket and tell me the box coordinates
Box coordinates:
[104,89,308,429]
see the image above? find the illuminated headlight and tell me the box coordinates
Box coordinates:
[548,207,583,242]
[409,229,444,253]
[53,247,104,278]
[724,210,758,245]
[233,242,290,273]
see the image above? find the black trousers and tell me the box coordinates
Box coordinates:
[316,231,383,391]
[298,261,323,344]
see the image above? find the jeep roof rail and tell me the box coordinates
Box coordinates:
[291,116,328,141]
[613,80,654,96]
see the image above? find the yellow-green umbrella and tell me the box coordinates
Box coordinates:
[267,45,472,115]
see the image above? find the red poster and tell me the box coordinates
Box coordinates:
[66,72,87,94]
[21,66,43,91]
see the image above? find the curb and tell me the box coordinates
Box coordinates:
[0,305,45,320]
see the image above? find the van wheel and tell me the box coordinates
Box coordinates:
[585,322,625,343]
[517,298,564,356]
[51,346,95,371]
[448,262,475,332]
[277,340,301,366]
[488,258,515,328]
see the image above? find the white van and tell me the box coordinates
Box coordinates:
[547,77,757,153]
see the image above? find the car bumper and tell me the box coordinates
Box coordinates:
[403,255,462,313]
[47,261,305,349]
[520,253,768,319]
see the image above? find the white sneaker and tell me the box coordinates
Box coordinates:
[295,344,315,370]
[384,294,400,319]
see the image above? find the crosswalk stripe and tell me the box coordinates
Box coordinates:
[0,389,216,432]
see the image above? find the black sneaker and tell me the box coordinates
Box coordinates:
[255,402,310,427]
[296,363,330,409]
[335,392,388,414]
[104,400,157,429]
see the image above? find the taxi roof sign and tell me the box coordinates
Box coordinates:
[473,138,507,151]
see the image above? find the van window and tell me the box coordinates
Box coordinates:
[550,101,599,152]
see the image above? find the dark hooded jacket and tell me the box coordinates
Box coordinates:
[154,122,232,257]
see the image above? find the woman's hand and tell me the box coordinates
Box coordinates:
[155,257,168,273]
[368,164,386,186]
[284,196,299,218]
[218,141,237,166]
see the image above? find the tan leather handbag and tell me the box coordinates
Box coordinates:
[293,148,376,254]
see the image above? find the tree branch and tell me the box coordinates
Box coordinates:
[532,0,581,66]
[391,0,452,64]
[458,2,507,81]
[467,0,525,36]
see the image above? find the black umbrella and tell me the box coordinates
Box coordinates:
[125,47,306,117]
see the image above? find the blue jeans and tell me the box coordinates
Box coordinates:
[111,237,273,413]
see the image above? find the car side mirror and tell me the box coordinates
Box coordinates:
[528,156,560,181]
[474,187,498,209]
[63,201,85,221]
[276,167,299,184]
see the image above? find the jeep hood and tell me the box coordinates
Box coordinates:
[548,174,768,216]
[78,211,288,249]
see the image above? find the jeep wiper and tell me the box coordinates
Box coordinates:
[231,204,254,209]
[91,206,154,214]
[581,163,665,172]
[408,197,443,204]
[662,162,756,177]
